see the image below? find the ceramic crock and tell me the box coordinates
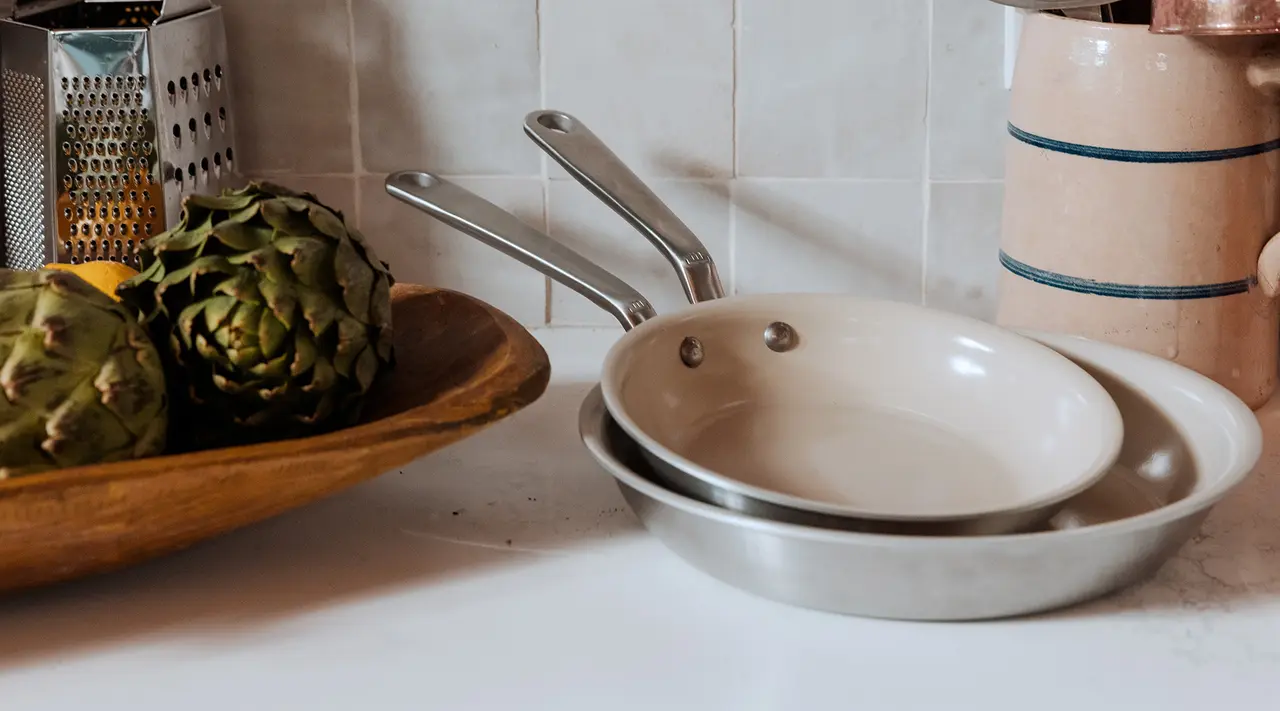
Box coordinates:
[996,11,1280,409]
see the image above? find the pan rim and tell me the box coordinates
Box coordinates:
[579,357,1262,547]
[596,292,1128,525]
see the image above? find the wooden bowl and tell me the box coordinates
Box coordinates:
[0,284,551,594]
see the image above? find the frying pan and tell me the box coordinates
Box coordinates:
[385,165,1123,537]
[576,320,1263,619]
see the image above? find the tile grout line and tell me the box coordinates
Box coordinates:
[542,178,553,326]
[345,0,364,227]
[731,0,741,179]
[919,0,934,306]
[729,0,741,295]
[536,0,549,182]
[536,0,552,323]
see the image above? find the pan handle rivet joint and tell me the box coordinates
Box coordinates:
[764,322,798,353]
[679,337,705,368]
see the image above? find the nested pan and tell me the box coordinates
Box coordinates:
[385,164,1123,536]
[577,320,1264,620]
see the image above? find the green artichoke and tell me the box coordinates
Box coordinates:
[0,268,168,478]
[117,181,396,451]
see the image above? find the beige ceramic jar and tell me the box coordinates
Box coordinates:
[996,11,1280,409]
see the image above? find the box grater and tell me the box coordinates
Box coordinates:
[0,0,239,270]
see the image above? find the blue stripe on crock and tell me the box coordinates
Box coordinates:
[1007,123,1280,164]
[999,250,1252,300]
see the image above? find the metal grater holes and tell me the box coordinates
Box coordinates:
[56,73,159,266]
[3,70,48,270]
[167,64,232,193]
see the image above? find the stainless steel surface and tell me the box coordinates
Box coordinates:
[763,321,798,353]
[0,0,239,269]
[1151,0,1280,34]
[148,6,239,226]
[578,325,1263,619]
[385,170,657,330]
[151,0,212,22]
[522,109,726,304]
[51,29,162,268]
[986,1,1119,8]
[0,20,54,270]
[635,444,1059,536]
[678,336,704,369]
[1060,6,1106,20]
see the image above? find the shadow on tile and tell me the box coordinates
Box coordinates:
[658,154,922,299]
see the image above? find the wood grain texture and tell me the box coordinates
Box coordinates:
[0,284,551,594]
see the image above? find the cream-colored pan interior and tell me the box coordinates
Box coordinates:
[601,292,1125,520]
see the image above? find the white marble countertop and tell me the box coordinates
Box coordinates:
[2,327,1280,710]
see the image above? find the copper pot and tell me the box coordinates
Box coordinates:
[1151,0,1280,34]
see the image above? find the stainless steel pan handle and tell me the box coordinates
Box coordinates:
[524,110,726,304]
[385,171,657,331]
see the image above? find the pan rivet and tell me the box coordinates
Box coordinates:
[679,337,704,368]
[764,322,798,353]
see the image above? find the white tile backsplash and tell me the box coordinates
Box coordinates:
[222,0,354,174]
[925,181,1005,322]
[737,0,929,179]
[353,0,542,176]
[220,0,1009,328]
[542,0,735,179]
[929,1,1009,180]
[733,180,924,301]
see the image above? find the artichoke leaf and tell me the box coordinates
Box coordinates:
[353,345,379,392]
[212,270,264,303]
[251,348,293,379]
[274,237,333,287]
[257,311,288,360]
[225,345,263,369]
[305,356,337,393]
[230,246,294,286]
[278,196,314,213]
[93,352,165,424]
[224,203,262,225]
[307,204,348,241]
[199,295,239,333]
[332,315,367,373]
[257,277,299,329]
[291,330,318,376]
[211,221,272,252]
[222,305,264,352]
[186,191,257,212]
[193,332,227,365]
[176,301,212,350]
[369,274,392,328]
[297,289,338,337]
[155,211,215,252]
[334,238,375,321]
[211,370,263,395]
[261,199,314,236]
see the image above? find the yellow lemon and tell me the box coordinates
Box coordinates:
[43,261,139,302]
